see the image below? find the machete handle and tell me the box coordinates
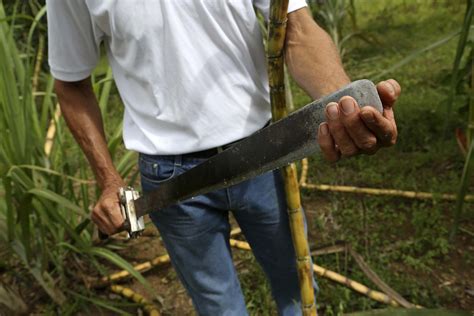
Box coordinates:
[97,187,143,241]
[98,230,109,241]
[98,220,131,241]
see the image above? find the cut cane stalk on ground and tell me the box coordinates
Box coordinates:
[267,0,317,314]
[109,285,160,316]
[299,158,474,202]
[229,239,403,308]
[92,238,408,308]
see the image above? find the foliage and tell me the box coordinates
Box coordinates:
[0,1,148,313]
[309,0,371,59]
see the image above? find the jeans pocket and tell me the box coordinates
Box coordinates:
[139,155,176,184]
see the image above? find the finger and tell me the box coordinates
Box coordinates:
[387,79,401,97]
[360,108,397,146]
[102,198,125,231]
[376,80,400,109]
[92,206,116,235]
[338,96,378,154]
[325,102,359,157]
[318,123,340,162]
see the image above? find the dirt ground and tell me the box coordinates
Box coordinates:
[106,196,474,315]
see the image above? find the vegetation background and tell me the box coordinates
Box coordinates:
[0,0,473,315]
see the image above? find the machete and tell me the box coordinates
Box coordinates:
[113,80,383,238]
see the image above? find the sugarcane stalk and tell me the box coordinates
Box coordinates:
[267,1,317,314]
[109,285,160,316]
[302,183,474,202]
[467,50,474,145]
[32,35,44,95]
[44,104,61,157]
[299,158,474,202]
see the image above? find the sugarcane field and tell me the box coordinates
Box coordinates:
[1,0,474,315]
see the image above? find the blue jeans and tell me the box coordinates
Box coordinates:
[139,153,317,315]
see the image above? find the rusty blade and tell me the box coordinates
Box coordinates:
[134,80,383,217]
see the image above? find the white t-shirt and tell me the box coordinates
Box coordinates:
[47,0,307,155]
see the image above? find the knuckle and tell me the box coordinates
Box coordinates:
[113,221,123,230]
[92,206,101,217]
[104,227,113,235]
[343,117,359,130]
[341,146,358,157]
[329,126,346,141]
[388,79,401,95]
[359,137,377,151]
[103,198,117,210]
[317,135,327,146]
[319,140,332,151]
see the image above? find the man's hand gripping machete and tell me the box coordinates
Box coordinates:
[103,80,383,240]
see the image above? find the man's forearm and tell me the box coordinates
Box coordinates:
[285,8,350,99]
[55,78,122,190]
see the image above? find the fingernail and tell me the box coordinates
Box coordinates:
[326,103,339,120]
[340,97,355,115]
[384,81,394,96]
[361,111,375,123]
[319,123,329,135]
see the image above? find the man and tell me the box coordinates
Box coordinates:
[47,1,400,315]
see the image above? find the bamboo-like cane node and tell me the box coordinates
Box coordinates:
[109,285,160,316]
[296,256,312,263]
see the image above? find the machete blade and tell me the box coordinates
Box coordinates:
[133,79,382,217]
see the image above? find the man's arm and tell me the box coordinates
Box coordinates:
[285,8,400,162]
[55,78,125,235]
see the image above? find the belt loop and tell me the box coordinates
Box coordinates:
[175,154,182,167]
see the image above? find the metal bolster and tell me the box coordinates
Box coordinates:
[119,187,145,239]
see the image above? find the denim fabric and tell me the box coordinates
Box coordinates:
[139,153,317,315]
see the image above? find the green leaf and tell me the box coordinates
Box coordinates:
[450,138,474,240]
[88,247,157,297]
[28,188,85,215]
[69,290,133,315]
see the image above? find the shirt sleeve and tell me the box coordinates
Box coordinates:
[253,0,307,21]
[46,0,103,82]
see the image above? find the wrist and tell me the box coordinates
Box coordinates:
[98,174,125,192]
